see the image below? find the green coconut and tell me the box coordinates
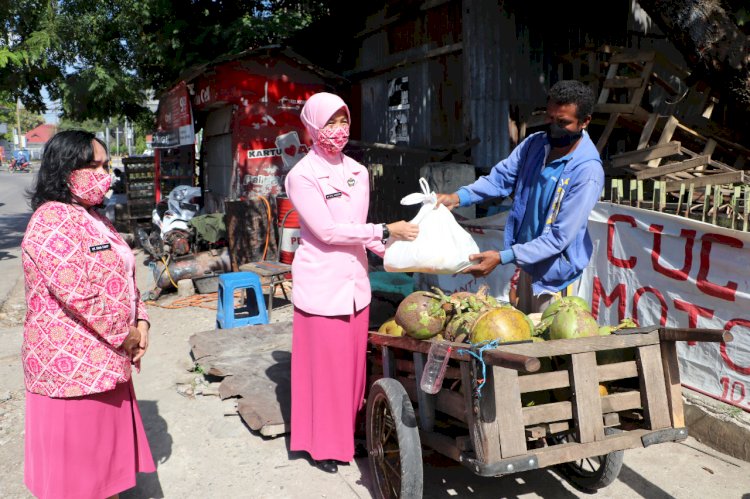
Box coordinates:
[444,311,480,342]
[395,291,447,340]
[541,295,591,322]
[470,307,532,345]
[549,305,599,340]
[562,295,591,312]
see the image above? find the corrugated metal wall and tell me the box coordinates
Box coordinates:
[338,0,628,222]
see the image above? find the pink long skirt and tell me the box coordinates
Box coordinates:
[25,380,155,499]
[290,306,369,462]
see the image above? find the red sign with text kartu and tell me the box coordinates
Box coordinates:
[191,60,325,197]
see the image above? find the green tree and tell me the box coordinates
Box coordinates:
[0,101,45,144]
[1,1,332,125]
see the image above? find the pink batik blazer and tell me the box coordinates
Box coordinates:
[21,201,148,398]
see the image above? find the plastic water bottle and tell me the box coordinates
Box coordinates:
[420,340,453,394]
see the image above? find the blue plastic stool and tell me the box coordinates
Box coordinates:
[216,272,269,329]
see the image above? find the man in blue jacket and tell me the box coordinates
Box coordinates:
[437,80,603,313]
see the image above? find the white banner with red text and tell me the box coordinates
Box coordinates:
[580,202,750,412]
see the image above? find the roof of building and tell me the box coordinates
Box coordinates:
[25,124,57,144]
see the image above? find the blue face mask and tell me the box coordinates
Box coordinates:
[546,123,583,148]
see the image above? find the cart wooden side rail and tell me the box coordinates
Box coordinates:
[365,326,731,497]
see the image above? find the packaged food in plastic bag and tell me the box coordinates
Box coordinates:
[384,178,480,274]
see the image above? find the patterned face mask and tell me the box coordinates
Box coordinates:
[68,168,112,206]
[316,124,350,155]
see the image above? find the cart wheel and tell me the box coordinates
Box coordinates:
[552,428,624,492]
[366,378,423,499]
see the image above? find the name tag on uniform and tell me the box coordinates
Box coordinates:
[89,243,111,253]
[325,192,342,199]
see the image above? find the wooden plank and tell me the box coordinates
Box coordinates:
[413,352,436,432]
[712,184,721,226]
[382,346,395,378]
[660,341,685,428]
[634,155,710,180]
[631,60,655,112]
[519,370,569,393]
[491,366,528,458]
[524,394,638,428]
[398,375,466,423]
[570,352,605,443]
[523,400,572,426]
[369,333,539,372]
[370,355,462,380]
[603,412,621,427]
[685,184,695,217]
[419,430,462,461]
[535,429,650,468]
[637,113,659,149]
[518,360,637,394]
[702,184,711,222]
[495,331,660,357]
[648,115,680,167]
[461,362,502,463]
[611,142,682,168]
[597,63,619,104]
[666,171,745,191]
[676,183,685,215]
[598,360,639,382]
[601,390,642,413]
[636,344,672,430]
[610,50,655,64]
[596,113,620,153]
[595,103,638,115]
[603,77,644,89]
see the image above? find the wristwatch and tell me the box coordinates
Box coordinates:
[381,223,390,243]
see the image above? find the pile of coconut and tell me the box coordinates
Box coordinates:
[377,286,637,345]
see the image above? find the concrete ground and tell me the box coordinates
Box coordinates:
[1,249,749,498]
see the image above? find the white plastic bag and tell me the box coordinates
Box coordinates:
[384,178,480,274]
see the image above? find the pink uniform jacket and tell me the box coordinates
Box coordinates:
[21,202,148,398]
[285,150,385,316]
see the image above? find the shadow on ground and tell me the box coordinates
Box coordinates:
[122,399,172,499]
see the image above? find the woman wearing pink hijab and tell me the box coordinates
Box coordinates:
[285,92,418,473]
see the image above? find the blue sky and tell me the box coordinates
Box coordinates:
[42,88,60,124]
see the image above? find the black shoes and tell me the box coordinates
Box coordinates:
[315,459,339,473]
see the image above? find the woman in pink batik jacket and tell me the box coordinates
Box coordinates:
[285,92,419,474]
[21,130,155,498]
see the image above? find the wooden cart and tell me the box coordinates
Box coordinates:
[365,326,731,498]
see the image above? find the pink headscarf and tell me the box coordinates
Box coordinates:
[300,92,351,145]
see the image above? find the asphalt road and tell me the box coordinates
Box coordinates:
[0,168,35,304]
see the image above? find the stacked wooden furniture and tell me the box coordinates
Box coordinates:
[571,47,750,230]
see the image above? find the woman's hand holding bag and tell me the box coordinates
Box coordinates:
[384,178,480,274]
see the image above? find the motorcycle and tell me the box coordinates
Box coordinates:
[137,185,203,261]
[8,157,31,172]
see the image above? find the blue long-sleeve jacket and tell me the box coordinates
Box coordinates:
[457,131,604,294]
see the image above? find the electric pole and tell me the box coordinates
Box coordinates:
[15,98,22,150]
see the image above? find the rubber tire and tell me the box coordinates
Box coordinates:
[366,378,423,499]
[555,427,624,492]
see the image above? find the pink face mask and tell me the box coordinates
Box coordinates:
[68,168,112,206]
[316,124,350,155]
